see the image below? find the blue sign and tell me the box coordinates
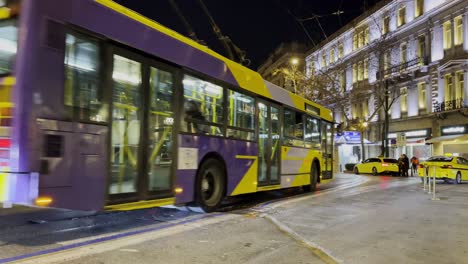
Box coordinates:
[335,131,361,144]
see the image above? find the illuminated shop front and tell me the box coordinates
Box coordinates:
[388,129,432,160]
[335,131,372,172]
[427,125,468,159]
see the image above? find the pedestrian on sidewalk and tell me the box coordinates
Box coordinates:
[410,156,419,177]
[403,154,410,177]
[398,155,405,177]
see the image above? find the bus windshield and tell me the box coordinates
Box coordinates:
[0,18,17,75]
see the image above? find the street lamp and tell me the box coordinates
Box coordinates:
[290,57,299,66]
[288,57,301,94]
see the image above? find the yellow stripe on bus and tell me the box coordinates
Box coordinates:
[231,155,258,196]
[257,185,281,192]
[0,172,8,201]
[104,197,175,211]
[94,0,272,99]
[290,174,310,187]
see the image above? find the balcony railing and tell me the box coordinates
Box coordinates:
[376,56,428,79]
[433,98,466,112]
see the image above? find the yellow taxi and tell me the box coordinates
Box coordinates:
[353,157,400,176]
[418,156,468,184]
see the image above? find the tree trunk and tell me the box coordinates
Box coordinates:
[361,128,366,160]
[384,79,390,157]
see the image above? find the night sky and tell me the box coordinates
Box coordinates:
[115,0,380,69]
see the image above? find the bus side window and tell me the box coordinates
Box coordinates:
[64,33,108,122]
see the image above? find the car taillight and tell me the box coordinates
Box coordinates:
[441,165,453,169]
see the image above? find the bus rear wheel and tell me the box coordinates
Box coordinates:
[195,158,225,212]
[304,164,318,192]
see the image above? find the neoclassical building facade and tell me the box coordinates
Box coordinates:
[306,0,468,167]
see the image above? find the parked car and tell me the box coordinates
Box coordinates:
[418,156,468,184]
[353,157,399,176]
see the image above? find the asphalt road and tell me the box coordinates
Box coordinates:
[2,173,468,264]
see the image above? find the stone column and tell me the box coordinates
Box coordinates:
[463,13,468,51]
[464,69,468,107]
[431,21,443,62]
[450,17,455,53]
[437,71,444,107]
[425,80,432,113]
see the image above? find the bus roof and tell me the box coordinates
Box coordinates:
[95,0,332,122]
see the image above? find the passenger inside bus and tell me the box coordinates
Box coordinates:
[184,100,208,133]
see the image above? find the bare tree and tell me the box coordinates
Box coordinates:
[278,5,416,158]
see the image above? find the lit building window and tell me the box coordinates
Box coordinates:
[383,16,390,34]
[384,51,390,72]
[400,87,407,114]
[365,27,370,44]
[456,71,464,103]
[415,0,423,17]
[444,73,454,103]
[358,61,363,81]
[330,49,335,64]
[322,54,326,67]
[400,42,407,68]
[364,59,368,79]
[454,16,463,46]
[362,99,369,118]
[443,21,452,50]
[338,43,344,59]
[398,6,406,27]
[417,35,425,65]
[353,35,358,50]
[353,63,357,83]
[418,82,426,110]
[352,103,358,119]
[340,71,346,92]
[358,31,364,48]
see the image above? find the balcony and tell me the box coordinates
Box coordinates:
[433,98,466,112]
[376,57,428,80]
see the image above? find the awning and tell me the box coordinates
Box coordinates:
[426,134,468,144]
[335,135,372,145]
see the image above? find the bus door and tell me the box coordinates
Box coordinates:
[321,122,333,179]
[108,47,175,203]
[257,101,280,186]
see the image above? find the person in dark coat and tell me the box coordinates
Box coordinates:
[184,100,207,133]
[403,154,410,177]
[398,155,405,177]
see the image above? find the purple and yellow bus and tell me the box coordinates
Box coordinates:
[0,0,334,212]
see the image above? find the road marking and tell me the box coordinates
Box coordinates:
[252,176,370,212]
[264,214,343,264]
[2,214,239,264]
[118,249,139,253]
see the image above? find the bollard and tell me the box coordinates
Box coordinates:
[423,166,427,191]
[431,165,440,201]
[427,166,432,194]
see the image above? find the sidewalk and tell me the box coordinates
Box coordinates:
[268,177,468,264]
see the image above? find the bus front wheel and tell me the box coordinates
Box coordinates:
[195,158,226,212]
[304,164,318,192]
